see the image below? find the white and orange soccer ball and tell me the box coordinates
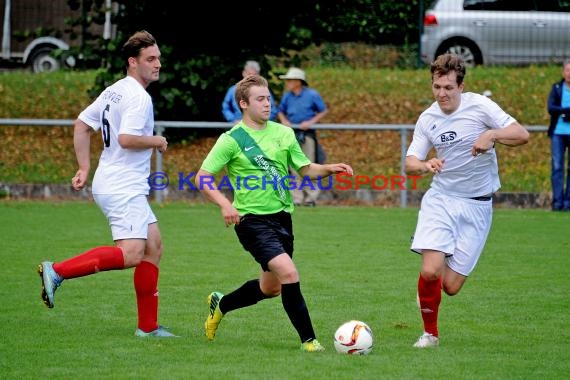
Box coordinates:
[333,320,374,355]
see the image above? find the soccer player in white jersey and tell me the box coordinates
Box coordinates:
[37,30,176,338]
[405,53,529,348]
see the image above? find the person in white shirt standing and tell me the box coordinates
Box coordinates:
[405,53,529,348]
[37,30,177,338]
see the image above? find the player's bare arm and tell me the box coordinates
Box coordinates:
[494,122,530,146]
[471,122,530,156]
[195,169,240,227]
[405,155,444,175]
[118,134,168,152]
[298,163,353,179]
[72,119,93,190]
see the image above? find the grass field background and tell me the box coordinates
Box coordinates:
[0,202,568,379]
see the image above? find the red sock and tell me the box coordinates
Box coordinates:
[53,246,124,279]
[417,274,442,337]
[134,260,159,332]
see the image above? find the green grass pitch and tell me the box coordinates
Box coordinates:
[0,202,568,379]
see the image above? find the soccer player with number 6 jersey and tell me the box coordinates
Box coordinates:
[37,30,176,338]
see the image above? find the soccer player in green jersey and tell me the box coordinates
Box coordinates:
[195,74,353,352]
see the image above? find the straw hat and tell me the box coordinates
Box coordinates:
[279,67,308,86]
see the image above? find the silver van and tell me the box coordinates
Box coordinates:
[420,0,570,66]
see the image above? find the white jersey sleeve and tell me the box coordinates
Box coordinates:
[406,106,436,160]
[78,76,155,195]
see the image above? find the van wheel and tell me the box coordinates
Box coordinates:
[29,47,61,73]
[437,40,482,67]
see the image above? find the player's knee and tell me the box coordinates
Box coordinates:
[420,270,440,282]
[280,269,299,284]
[151,241,163,261]
[264,287,281,298]
[442,283,461,296]
[141,238,163,265]
[122,249,145,267]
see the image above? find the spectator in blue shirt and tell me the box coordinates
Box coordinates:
[278,67,328,206]
[547,58,570,211]
[222,60,277,123]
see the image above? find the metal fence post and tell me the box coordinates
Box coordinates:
[400,128,408,208]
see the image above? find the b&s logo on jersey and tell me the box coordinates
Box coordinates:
[439,131,456,142]
[434,131,460,148]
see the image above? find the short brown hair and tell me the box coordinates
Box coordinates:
[121,30,157,69]
[431,53,466,85]
[235,75,268,109]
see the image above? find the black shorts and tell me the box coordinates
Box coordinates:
[234,211,294,271]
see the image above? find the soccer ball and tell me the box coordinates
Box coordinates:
[333,320,374,355]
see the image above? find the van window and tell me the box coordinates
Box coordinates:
[536,0,570,12]
[463,0,535,11]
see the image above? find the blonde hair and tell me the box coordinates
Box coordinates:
[235,75,268,110]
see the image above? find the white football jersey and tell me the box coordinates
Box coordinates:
[78,76,155,195]
[406,92,517,198]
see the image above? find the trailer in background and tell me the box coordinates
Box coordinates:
[1,0,114,72]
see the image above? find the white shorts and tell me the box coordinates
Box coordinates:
[93,194,157,241]
[410,188,493,276]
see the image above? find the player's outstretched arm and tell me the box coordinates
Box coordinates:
[471,122,529,156]
[299,163,353,180]
[405,155,444,175]
[492,122,530,147]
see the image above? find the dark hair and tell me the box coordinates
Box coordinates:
[431,53,466,85]
[235,75,268,109]
[121,30,157,69]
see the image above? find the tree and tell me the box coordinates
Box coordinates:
[311,0,423,45]
[73,0,428,124]
[81,0,318,124]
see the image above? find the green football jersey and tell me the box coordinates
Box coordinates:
[200,121,311,215]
